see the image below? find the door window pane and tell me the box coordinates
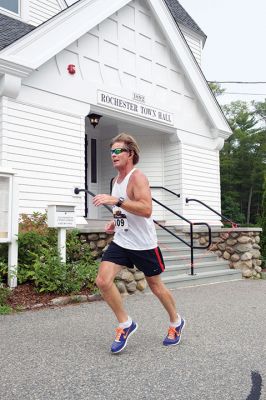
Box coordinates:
[0,0,19,14]
[91,139,97,183]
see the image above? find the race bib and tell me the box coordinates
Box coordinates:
[113,206,128,231]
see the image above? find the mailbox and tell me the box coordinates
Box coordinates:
[47,205,76,228]
[0,173,12,242]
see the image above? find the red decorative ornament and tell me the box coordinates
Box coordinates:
[67,64,76,75]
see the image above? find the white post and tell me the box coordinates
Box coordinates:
[58,228,66,263]
[8,175,19,288]
[8,241,18,288]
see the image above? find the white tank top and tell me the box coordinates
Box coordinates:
[112,168,157,250]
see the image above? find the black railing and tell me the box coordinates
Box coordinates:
[74,187,112,213]
[150,186,181,198]
[74,187,212,275]
[185,198,238,228]
[150,187,211,275]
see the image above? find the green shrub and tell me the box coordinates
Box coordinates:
[0,243,8,263]
[1,213,99,294]
[17,213,57,283]
[32,247,98,294]
[0,286,11,305]
[0,305,13,315]
[0,261,8,284]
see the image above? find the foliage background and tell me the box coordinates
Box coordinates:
[217,95,265,264]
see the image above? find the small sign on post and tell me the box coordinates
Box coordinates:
[47,205,76,262]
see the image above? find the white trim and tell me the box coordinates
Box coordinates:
[0,0,130,69]
[20,0,29,22]
[147,0,231,135]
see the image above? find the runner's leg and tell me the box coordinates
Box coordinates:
[96,261,128,323]
[146,274,178,323]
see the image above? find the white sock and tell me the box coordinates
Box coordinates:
[119,317,132,329]
[170,315,181,328]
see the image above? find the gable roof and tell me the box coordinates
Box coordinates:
[164,0,206,41]
[0,14,35,51]
[0,0,206,50]
[0,0,230,137]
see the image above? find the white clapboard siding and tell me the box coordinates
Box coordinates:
[182,143,221,225]
[134,134,164,221]
[99,134,164,221]
[5,99,85,215]
[179,24,203,65]
[28,0,63,26]
[163,135,182,225]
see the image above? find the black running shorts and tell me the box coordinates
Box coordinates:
[101,241,165,277]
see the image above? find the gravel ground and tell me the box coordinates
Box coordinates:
[0,279,265,400]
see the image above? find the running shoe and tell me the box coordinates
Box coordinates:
[111,321,138,354]
[163,318,185,346]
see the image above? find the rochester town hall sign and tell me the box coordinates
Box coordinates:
[98,91,174,126]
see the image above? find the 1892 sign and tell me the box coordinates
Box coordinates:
[133,93,145,103]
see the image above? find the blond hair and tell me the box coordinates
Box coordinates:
[110,133,140,165]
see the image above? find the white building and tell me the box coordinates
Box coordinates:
[0,0,232,228]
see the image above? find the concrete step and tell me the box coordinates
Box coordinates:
[160,246,213,257]
[161,269,242,289]
[163,252,218,265]
[158,238,199,247]
[156,227,201,237]
[163,260,230,277]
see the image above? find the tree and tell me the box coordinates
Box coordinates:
[220,100,266,225]
[208,82,225,97]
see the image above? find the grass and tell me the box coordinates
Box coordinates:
[0,305,13,315]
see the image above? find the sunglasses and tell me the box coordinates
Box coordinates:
[110,148,129,155]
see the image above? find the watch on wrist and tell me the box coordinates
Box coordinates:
[116,197,125,207]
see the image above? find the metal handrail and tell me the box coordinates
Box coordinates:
[74,187,212,275]
[74,187,112,213]
[151,191,211,276]
[150,186,181,198]
[186,198,238,228]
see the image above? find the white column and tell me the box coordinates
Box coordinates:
[58,228,67,263]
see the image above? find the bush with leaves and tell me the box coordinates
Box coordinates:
[32,248,97,294]
[31,230,99,294]
[0,212,99,293]
[17,213,57,283]
[0,286,12,315]
[0,260,8,284]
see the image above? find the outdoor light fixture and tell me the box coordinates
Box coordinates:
[87,113,102,128]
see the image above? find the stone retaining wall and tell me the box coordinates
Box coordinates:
[79,228,263,291]
[78,232,147,295]
[185,228,263,279]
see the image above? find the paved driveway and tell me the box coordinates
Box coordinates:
[0,280,265,400]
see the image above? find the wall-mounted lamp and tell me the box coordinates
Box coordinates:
[87,113,102,128]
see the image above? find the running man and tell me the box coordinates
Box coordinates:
[93,133,185,354]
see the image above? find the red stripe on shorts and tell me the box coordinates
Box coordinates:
[154,247,165,272]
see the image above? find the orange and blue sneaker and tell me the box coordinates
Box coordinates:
[111,321,138,354]
[163,318,186,346]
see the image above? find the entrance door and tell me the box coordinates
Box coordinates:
[86,130,100,219]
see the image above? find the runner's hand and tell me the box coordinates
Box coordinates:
[105,221,115,234]
[93,194,117,207]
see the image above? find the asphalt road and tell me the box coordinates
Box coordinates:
[0,280,265,400]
